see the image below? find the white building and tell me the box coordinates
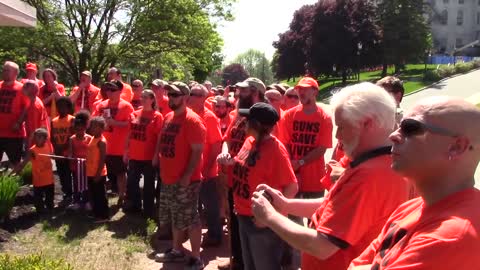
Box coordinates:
[0,0,36,27]
[427,0,480,55]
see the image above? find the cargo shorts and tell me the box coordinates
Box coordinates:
[158,181,201,230]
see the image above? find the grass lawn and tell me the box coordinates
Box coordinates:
[282,64,441,100]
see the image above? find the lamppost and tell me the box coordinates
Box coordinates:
[357,42,363,82]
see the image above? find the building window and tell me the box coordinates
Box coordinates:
[457,10,463,25]
[459,0,464,4]
[441,10,448,25]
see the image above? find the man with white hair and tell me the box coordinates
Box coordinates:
[349,97,480,269]
[251,82,410,270]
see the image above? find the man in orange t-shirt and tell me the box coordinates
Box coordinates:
[349,97,480,270]
[93,80,134,205]
[280,77,333,199]
[265,89,285,138]
[22,81,50,147]
[212,96,233,136]
[107,67,133,103]
[153,82,206,269]
[151,79,172,116]
[70,71,100,113]
[252,83,409,270]
[20,62,44,88]
[0,61,30,165]
[188,83,223,247]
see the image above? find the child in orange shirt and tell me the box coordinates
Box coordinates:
[86,116,109,222]
[14,128,54,214]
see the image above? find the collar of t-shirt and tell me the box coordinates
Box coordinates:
[349,146,392,168]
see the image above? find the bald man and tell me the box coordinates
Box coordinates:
[349,97,480,269]
[282,87,300,111]
[131,79,144,110]
[265,89,283,114]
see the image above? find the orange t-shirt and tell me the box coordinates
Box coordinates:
[231,136,297,216]
[349,188,480,270]
[196,108,223,178]
[279,104,333,192]
[301,149,409,270]
[30,144,54,187]
[128,109,164,161]
[26,97,49,139]
[70,133,92,170]
[71,84,100,113]
[224,113,248,157]
[158,108,206,184]
[120,82,133,103]
[156,95,172,116]
[219,113,233,136]
[0,81,29,138]
[86,136,107,177]
[39,84,65,117]
[204,97,215,111]
[93,99,134,156]
[51,114,74,154]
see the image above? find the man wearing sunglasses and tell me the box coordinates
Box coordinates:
[106,67,133,103]
[350,97,480,270]
[154,82,206,270]
[252,82,409,270]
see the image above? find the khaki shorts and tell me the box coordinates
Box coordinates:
[158,181,201,230]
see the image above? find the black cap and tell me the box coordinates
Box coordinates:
[238,102,280,126]
[104,80,123,92]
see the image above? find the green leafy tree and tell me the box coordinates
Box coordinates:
[232,49,273,84]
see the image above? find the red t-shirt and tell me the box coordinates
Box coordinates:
[93,99,134,156]
[231,136,297,216]
[219,113,233,136]
[302,152,409,270]
[51,114,74,154]
[128,109,164,161]
[224,113,248,157]
[70,133,92,171]
[39,84,66,117]
[196,108,223,178]
[349,188,480,270]
[279,104,333,192]
[26,97,49,139]
[156,95,172,116]
[30,144,54,187]
[71,84,100,113]
[158,108,206,184]
[0,81,29,138]
[120,82,133,103]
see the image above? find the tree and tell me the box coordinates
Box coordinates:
[221,63,249,86]
[377,0,431,75]
[233,49,273,84]
[0,0,233,85]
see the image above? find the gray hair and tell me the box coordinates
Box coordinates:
[3,61,19,73]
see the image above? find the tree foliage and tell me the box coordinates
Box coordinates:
[221,63,249,86]
[0,0,234,85]
[233,49,273,84]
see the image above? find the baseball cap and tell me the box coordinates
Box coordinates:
[165,81,190,96]
[239,102,279,126]
[235,77,266,94]
[25,62,37,71]
[104,80,123,92]
[151,79,166,87]
[295,77,319,90]
[81,71,92,78]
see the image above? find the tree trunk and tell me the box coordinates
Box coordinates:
[342,70,347,84]
[382,63,388,77]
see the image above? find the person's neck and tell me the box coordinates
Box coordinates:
[76,132,85,139]
[416,175,474,206]
[143,106,152,112]
[94,134,102,138]
[59,114,68,119]
[2,79,15,85]
[301,102,317,114]
[191,105,204,115]
[109,97,120,103]
[174,105,187,116]
[350,139,392,161]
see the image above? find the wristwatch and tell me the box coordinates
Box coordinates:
[298,159,305,166]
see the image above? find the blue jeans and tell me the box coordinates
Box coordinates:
[199,178,222,241]
[237,215,284,270]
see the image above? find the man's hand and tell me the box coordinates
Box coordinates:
[327,160,345,182]
[251,190,277,227]
[255,184,289,213]
[217,153,234,166]
[178,175,190,187]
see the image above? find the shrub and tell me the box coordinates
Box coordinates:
[437,65,455,78]
[472,60,480,68]
[0,173,21,221]
[454,62,474,74]
[424,70,441,82]
[0,254,73,270]
[20,162,32,185]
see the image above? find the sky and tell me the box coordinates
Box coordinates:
[218,0,318,63]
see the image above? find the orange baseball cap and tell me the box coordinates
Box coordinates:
[25,62,37,71]
[295,77,319,90]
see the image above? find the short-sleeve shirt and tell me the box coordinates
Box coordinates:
[224,113,248,157]
[39,84,66,117]
[71,84,100,113]
[349,188,480,270]
[219,113,233,136]
[280,104,333,192]
[231,136,297,216]
[93,99,134,156]
[86,136,107,177]
[156,95,172,116]
[196,108,223,178]
[26,97,49,139]
[128,109,164,161]
[51,114,74,153]
[301,147,409,270]
[120,82,133,103]
[30,144,54,187]
[0,81,29,138]
[158,108,206,184]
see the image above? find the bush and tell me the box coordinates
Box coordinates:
[472,60,480,69]
[454,62,474,74]
[424,70,441,82]
[0,254,73,270]
[437,65,455,78]
[0,173,21,221]
[20,162,32,185]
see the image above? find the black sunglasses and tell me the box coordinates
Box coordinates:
[286,94,299,99]
[399,118,458,137]
[167,92,185,98]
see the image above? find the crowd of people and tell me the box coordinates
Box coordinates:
[0,59,479,270]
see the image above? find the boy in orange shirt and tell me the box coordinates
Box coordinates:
[14,128,54,214]
[51,97,75,204]
[22,80,50,147]
[86,116,109,222]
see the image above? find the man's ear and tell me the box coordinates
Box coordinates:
[448,136,471,159]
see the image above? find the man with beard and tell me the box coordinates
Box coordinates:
[213,96,233,136]
[251,83,409,270]
[70,71,100,113]
[218,77,266,270]
[153,82,206,269]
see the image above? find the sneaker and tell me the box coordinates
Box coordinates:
[154,248,186,263]
[184,257,204,270]
[67,203,81,211]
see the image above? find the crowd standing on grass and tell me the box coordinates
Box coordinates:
[0,59,479,270]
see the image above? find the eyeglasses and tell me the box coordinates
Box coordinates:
[399,118,458,138]
[167,92,185,98]
[190,93,204,97]
[286,94,299,99]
